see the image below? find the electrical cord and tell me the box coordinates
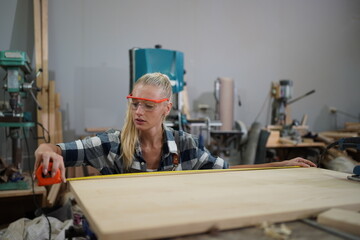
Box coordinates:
[30,122,51,143]
[23,127,52,240]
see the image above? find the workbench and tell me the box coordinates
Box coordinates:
[266,141,326,148]
[266,140,326,163]
[0,184,46,226]
[69,167,360,240]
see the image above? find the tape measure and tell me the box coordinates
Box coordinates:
[67,166,300,182]
[36,162,62,186]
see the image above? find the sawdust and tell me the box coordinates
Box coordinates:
[259,221,292,240]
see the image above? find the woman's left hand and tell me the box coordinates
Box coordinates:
[281,157,317,168]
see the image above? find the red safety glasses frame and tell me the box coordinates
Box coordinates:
[126,94,169,103]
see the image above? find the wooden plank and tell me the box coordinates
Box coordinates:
[266,141,325,148]
[55,105,63,143]
[75,166,84,177]
[317,208,360,236]
[65,165,85,179]
[38,90,49,143]
[47,183,61,207]
[33,0,50,145]
[33,0,47,145]
[345,122,360,130]
[84,127,110,133]
[40,0,49,144]
[55,92,61,144]
[319,131,358,139]
[41,0,49,89]
[49,80,56,144]
[69,168,360,240]
[55,93,61,110]
[48,84,62,207]
[33,0,43,88]
[55,93,63,143]
[66,167,75,178]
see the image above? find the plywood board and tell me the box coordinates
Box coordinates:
[69,168,360,240]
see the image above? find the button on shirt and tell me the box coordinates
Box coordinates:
[57,126,229,175]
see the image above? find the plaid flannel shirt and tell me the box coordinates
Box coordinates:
[57,126,228,174]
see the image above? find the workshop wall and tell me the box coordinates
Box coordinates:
[47,0,360,140]
[2,0,360,142]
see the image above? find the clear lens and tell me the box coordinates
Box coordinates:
[129,99,158,112]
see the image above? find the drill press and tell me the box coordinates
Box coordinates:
[271,80,293,125]
[0,50,41,170]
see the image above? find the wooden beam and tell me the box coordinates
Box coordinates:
[33,0,50,145]
[47,183,61,207]
[40,0,49,144]
[55,93,63,143]
[34,0,47,145]
[49,80,56,144]
[85,127,110,133]
[320,131,358,139]
[41,0,49,89]
[33,0,42,88]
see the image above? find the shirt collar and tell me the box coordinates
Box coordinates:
[134,125,178,158]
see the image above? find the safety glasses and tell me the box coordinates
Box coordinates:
[126,94,169,103]
[126,94,169,112]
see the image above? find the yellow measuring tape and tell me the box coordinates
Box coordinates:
[67,166,300,182]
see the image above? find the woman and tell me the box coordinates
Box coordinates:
[34,72,315,182]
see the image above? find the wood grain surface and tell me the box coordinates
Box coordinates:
[69,168,360,240]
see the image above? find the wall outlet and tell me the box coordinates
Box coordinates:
[329,107,337,114]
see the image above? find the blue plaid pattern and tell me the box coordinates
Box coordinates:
[58,126,228,174]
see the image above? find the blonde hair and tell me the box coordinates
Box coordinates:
[120,72,173,170]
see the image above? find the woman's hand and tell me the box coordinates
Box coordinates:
[281,157,317,168]
[33,143,66,183]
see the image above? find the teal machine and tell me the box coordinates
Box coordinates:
[129,45,186,129]
[0,50,41,170]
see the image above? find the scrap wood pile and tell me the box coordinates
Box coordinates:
[0,157,27,190]
[317,122,360,173]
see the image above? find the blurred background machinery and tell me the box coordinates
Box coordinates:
[0,50,41,171]
[129,45,246,162]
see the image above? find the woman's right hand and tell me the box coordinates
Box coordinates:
[33,143,66,183]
